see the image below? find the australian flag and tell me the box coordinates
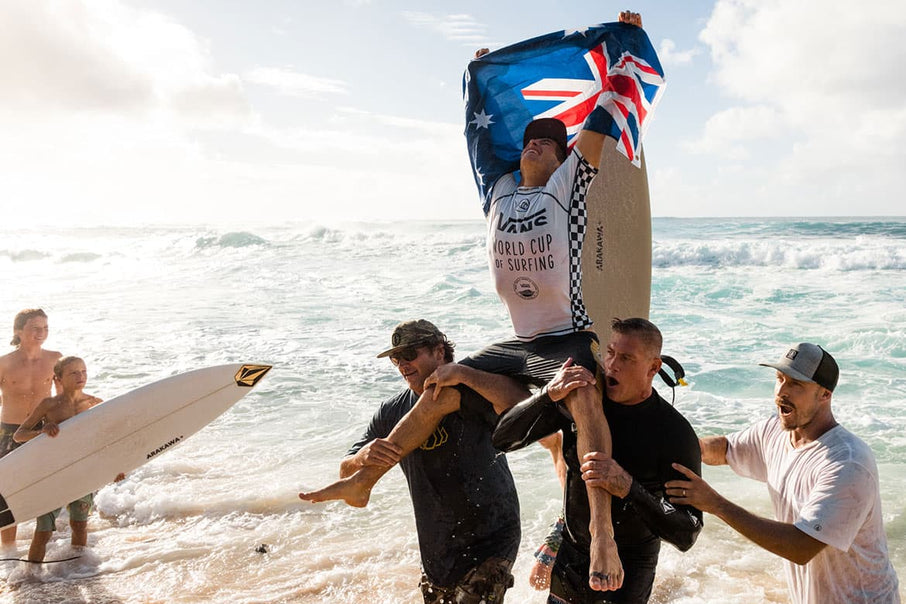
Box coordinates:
[463,22,665,214]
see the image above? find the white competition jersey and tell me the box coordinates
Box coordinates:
[486,150,598,341]
[727,416,900,604]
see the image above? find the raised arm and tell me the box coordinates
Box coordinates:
[574,11,644,170]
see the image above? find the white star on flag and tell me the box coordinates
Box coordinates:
[563,27,591,37]
[470,109,494,129]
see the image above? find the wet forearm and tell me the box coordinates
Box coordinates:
[13,424,41,442]
[709,495,824,564]
[700,436,728,466]
[456,365,530,414]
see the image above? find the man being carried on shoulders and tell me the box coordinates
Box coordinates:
[302,11,658,593]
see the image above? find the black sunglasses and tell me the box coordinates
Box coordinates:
[388,339,436,366]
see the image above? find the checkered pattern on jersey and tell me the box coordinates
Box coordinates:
[568,159,597,331]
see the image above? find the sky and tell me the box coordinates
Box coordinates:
[1,0,905,227]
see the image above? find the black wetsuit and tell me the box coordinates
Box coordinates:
[348,386,521,589]
[493,389,702,603]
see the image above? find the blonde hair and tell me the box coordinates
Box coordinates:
[11,309,47,346]
[53,356,84,379]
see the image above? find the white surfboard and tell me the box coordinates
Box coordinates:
[581,138,652,332]
[0,363,271,529]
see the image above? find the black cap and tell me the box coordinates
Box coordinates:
[376,319,445,358]
[759,343,839,392]
[523,118,568,158]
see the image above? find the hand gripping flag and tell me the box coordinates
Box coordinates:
[463,22,665,214]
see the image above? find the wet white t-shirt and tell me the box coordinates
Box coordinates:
[486,150,598,341]
[727,416,900,604]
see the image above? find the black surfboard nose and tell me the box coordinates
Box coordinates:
[0,493,15,529]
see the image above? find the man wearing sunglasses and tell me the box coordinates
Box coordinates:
[303,13,649,594]
[301,319,528,604]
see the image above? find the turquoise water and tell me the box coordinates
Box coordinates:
[0,218,904,602]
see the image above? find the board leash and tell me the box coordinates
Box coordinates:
[658,355,687,405]
[0,555,82,564]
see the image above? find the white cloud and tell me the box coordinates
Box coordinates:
[684,0,906,214]
[657,39,700,66]
[401,11,489,45]
[685,105,784,158]
[0,0,250,124]
[244,67,348,99]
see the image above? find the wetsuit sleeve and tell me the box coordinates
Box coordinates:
[492,388,563,452]
[622,417,704,552]
[623,480,702,552]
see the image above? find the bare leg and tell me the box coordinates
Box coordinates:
[300,387,461,507]
[1,526,17,547]
[70,520,88,548]
[28,530,52,563]
[562,384,623,592]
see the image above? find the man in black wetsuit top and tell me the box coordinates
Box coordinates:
[494,318,702,603]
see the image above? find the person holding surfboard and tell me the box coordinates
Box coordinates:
[666,343,900,604]
[302,11,660,594]
[301,320,526,603]
[0,308,62,549]
[455,10,660,593]
[494,318,703,604]
[13,356,102,564]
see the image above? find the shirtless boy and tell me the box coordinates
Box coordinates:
[14,356,102,563]
[0,309,62,547]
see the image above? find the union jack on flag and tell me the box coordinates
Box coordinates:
[463,22,665,213]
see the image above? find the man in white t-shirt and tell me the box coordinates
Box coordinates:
[666,343,900,604]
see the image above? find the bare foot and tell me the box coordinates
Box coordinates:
[529,559,553,590]
[588,534,623,591]
[298,475,372,508]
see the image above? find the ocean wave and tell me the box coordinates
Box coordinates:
[60,252,103,263]
[654,218,906,240]
[194,231,269,249]
[653,240,906,270]
[289,222,486,256]
[0,249,51,262]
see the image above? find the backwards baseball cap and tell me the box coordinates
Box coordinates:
[759,343,839,392]
[523,118,568,158]
[376,319,446,358]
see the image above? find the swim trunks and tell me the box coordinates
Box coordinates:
[0,423,22,458]
[460,331,601,388]
[419,556,514,604]
[35,493,94,533]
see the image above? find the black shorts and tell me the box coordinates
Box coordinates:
[0,423,21,458]
[419,557,514,604]
[460,331,600,388]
